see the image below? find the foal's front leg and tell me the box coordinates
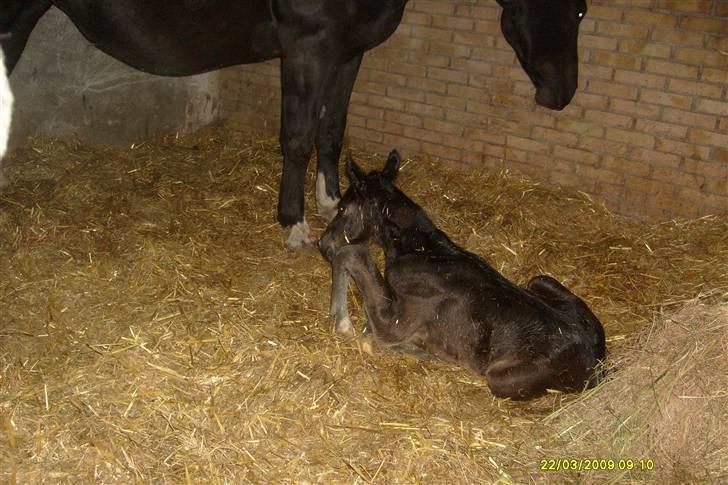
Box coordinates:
[330,245,389,337]
[331,245,411,346]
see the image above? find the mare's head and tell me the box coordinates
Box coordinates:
[498,0,587,110]
[318,150,401,261]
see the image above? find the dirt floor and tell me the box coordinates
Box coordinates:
[0,126,726,483]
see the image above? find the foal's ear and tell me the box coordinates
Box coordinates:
[382,149,401,182]
[345,151,366,187]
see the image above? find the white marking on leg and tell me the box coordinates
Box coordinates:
[285,218,315,250]
[316,172,339,221]
[335,315,354,338]
[0,46,13,187]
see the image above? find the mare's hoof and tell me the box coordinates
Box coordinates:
[335,316,354,338]
[284,220,317,250]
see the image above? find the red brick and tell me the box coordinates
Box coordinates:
[404,101,444,120]
[429,67,469,85]
[423,118,463,136]
[680,15,727,34]
[695,99,728,117]
[411,1,455,16]
[431,15,474,31]
[554,146,601,166]
[640,89,693,110]
[407,76,447,94]
[690,129,728,147]
[596,21,649,39]
[507,136,549,154]
[591,50,642,70]
[650,28,705,47]
[610,99,662,119]
[635,119,689,139]
[602,156,651,177]
[618,40,672,58]
[584,110,634,129]
[586,80,639,100]
[645,60,700,79]
[661,108,718,130]
[668,79,723,99]
[366,119,405,136]
[624,10,677,26]
[656,0,713,14]
[385,111,422,128]
[428,41,470,58]
[386,85,426,102]
[614,71,666,89]
[425,93,467,110]
[655,139,711,160]
[674,48,728,67]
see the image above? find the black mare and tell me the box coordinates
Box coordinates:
[318,151,606,400]
[1,0,588,248]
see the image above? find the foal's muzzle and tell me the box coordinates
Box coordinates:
[318,237,337,262]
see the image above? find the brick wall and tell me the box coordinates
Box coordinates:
[219,0,728,220]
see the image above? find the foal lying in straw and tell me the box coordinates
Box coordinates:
[319,151,606,400]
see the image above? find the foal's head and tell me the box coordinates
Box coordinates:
[318,150,401,261]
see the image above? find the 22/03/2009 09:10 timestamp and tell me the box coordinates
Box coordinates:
[540,458,655,472]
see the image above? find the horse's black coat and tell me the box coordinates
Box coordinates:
[1,0,587,247]
[319,151,606,400]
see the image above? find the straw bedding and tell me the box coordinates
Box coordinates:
[0,126,726,483]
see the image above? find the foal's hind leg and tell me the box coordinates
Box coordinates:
[315,54,362,221]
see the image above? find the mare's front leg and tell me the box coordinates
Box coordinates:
[315,54,363,221]
[277,47,329,249]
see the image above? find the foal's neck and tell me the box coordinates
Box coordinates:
[379,193,457,259]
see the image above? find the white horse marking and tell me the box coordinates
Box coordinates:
[285,218,316,250]
[316,172,339,221]
[0,45,13,187]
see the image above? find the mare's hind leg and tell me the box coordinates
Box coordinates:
[315,54,362,221]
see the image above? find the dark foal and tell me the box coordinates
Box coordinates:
[319,151,606,400]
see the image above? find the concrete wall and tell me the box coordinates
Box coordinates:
[220,0,727,220]
[8,7,219,151]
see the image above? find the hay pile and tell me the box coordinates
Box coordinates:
[0,125,726,482]
[537,301,727,483]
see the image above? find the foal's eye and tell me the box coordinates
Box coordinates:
[338,205,346,214]
[577,11,585,20]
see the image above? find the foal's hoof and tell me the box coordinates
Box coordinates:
[360,335,375,356]
[284,220,317,251]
